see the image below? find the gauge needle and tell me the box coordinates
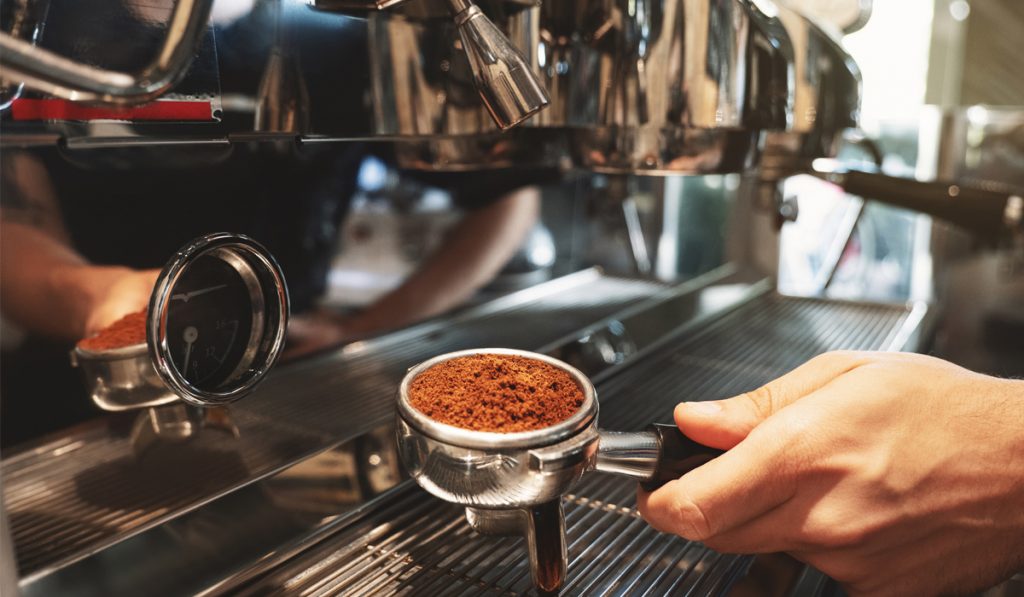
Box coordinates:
[182,326,199,377]
[172,284,228,303]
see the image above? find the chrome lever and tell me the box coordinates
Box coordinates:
[0,0,214,104]
[447,0,549,129]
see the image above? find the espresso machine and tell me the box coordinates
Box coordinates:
[2,0,1022,595]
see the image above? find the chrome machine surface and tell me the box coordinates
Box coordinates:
[3,269,667,584]
[757,2,860,186]
[0,0,548,132]
[1,0,547,148]
[0,0,812,178]
[6,263,931,596]
[358,0,554,169]
[197,289,925,596]
[0,0,215,103]
[537,0,795,175]
[0,1,978,595]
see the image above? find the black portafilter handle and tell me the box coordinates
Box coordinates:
[642,423,724,491]
[593,424,724,492]
[812,167,1024,242]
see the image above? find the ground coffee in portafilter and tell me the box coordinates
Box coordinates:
[77,310,147,351]
[407,354,584,433]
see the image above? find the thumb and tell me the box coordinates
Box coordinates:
[674,350,869,449]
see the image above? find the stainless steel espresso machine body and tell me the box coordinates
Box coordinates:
[538,0,795,175]
[5,0,1019,595]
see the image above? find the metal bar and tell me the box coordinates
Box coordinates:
[0,0,214,103]
[636,540,701,597]
[569,522,663,595]
[467,483,639,595]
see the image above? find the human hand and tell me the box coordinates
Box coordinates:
[82,267,160,336]
[637,351,1024,596]
[282,307,361,361]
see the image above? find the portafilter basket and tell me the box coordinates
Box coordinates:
[396,348,722,592]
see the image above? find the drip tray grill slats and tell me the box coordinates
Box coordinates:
[237,294,916,596]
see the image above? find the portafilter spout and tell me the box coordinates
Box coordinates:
[446,0,550,129]
[395,348,722,592]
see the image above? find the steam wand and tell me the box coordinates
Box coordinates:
[446,0,550,129]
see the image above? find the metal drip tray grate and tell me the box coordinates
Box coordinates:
[232,294,920,596]
[236,477,749,597]
[596,294,924,432]
[3,270,665,580]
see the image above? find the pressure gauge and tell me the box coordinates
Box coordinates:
[148,233,289,407]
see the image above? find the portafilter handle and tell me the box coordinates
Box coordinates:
[594,424,723,491]
[811,164,1024,243]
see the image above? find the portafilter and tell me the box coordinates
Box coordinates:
[396,348,721,592]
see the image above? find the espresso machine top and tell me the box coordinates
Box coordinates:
[0,0,860,177]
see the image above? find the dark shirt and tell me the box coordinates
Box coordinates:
[40,143,362,312]
[0,142,362,450]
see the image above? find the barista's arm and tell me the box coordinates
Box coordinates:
[347,186,540,335]
[286,186,540,355]
[0,221,157,341]
[0,152,157,342]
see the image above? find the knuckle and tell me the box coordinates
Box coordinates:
[638,484,715,542]
[811,556,872,587]
[802,510,882,550]
[700,535,730,553]
[818,350,876,369]
[811,350,854,367]
[817,526,870,550]
[755,409,821,461]
[667,489,715,542]
[741,384,776,420]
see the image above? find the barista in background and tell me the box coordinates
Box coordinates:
[0,0,551,351]
[0,146,545,445]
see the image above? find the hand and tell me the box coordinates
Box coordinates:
[637,351,1024,596]
[282,307,361,361]
[83,268,160,336]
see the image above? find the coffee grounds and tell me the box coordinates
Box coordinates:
[407,354,584,432]
[78,310,147,351]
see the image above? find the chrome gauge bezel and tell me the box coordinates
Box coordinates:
[148,233,290,407]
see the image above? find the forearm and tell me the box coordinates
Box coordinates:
[0,220,128,341]
[350,187,541,334]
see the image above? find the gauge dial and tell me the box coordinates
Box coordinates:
[150,234,288,406]
[166,253,261,391]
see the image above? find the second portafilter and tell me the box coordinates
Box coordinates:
[396,348,722,592]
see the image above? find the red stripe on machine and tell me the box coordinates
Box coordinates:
[10,99,216,121]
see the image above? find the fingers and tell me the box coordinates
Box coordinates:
[637,419,797,541]
[672,401,745,450]
[675,351,870,449]
[139,269,160,289]
[639,352,873,548]
[681,501,804,554]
